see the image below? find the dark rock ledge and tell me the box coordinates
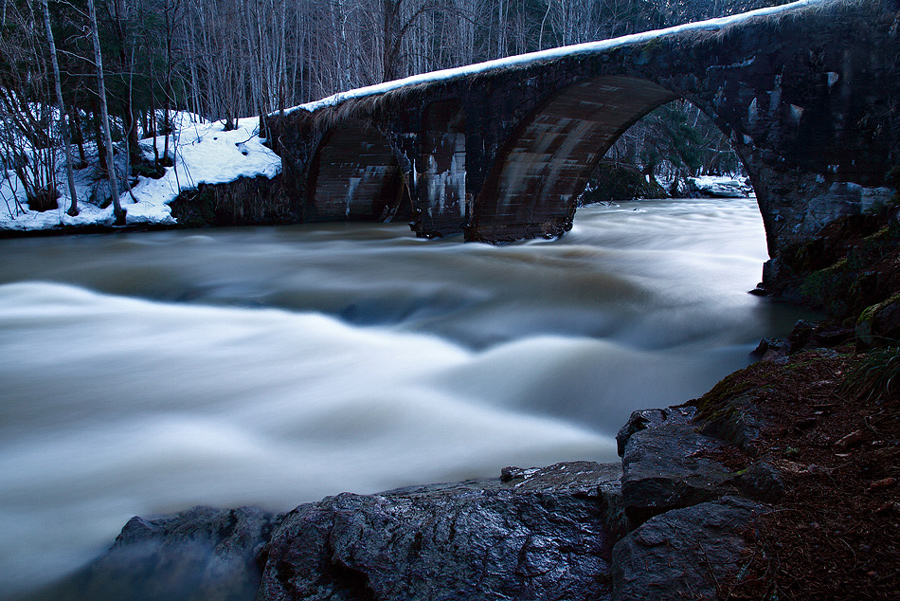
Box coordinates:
[31,407,776,601]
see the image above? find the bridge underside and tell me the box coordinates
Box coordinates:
[307,122,404,222]
[468,77,679,242]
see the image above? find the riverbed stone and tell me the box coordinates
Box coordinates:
[36,506,278,601]
[617,406,739,525]
[27,463,622,601]
[611,496,767,601]
[257,461,620,601]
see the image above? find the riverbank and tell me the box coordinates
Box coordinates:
[0,117,280,236]
[619,200,900,599]
[712,201,900,600]
[690,342,900,599]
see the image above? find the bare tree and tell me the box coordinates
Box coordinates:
[87,0,125,223]
[41,0,78,216]
[0,0,58,212]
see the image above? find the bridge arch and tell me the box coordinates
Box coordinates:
[467,75,756,242]
[306,120,407,222]
[267,0,899,265]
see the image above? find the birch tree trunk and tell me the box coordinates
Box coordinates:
[87,0,124,223]
[40,0,78,216]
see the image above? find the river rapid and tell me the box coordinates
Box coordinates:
[0,198,809,597]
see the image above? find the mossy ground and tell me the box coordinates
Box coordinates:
[689,200,900,599]
[689,347,900,600]
[773,204,900,322]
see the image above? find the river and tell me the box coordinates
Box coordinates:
[0,197,809,597]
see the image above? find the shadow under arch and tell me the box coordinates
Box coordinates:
[307,120,410,222]
[467,75,759,244]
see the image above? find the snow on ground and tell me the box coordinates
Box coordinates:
[283,0,828,115]
[688,175,754,198]
[0,116,280,232]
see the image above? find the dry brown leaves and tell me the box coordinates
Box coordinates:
[720,350,900,601]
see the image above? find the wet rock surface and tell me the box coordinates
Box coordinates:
[610,403,784,600]
[29,400,792,601]
[29,380,812,601]
[32,407,788,601]
[258,462,620,601]
[612,496,766,601]
[28,463,623,601]
[617,406,741,525]
[29,506,279,601]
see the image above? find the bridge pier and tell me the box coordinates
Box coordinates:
[740,148,895,259]
[412,100,470,238]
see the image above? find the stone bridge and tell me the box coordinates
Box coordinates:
[263,0,900,265]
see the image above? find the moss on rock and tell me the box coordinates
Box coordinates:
[856,292,900,347]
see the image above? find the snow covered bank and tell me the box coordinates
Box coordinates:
[0,117,280,233]
[687,175,754,198]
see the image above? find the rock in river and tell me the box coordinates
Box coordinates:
[27,462,621,601]
[258,462,620,601]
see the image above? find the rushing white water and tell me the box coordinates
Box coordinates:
[0,198,809,597]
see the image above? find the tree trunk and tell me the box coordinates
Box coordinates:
[382,0,401,82]
[112,0,142,167]
[40,0,78,216]
[71,108,87,165]
[87,0,124,223]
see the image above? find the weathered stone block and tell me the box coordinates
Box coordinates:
[611,496,767,601]
[258,462,620,601]
[617,406,738,525]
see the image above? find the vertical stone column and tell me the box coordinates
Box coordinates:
[413,101,468,238]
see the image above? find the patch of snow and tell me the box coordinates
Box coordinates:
[280,0,828,116]
[0,117,281,232]
[688,175,753,198]
[860,187,894,213]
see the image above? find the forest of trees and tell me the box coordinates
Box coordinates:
[0,0,785,217]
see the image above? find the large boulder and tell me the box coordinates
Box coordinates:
[616,406,738,526]
[258,462,621,601]
[617,404,783,528]
[856,293,900,346]
[611,496,767,601]
[28,506,278,601]
[24,463,622,601]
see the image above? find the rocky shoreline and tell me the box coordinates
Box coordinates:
[26,400,782,601]
[35,327,897,601]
